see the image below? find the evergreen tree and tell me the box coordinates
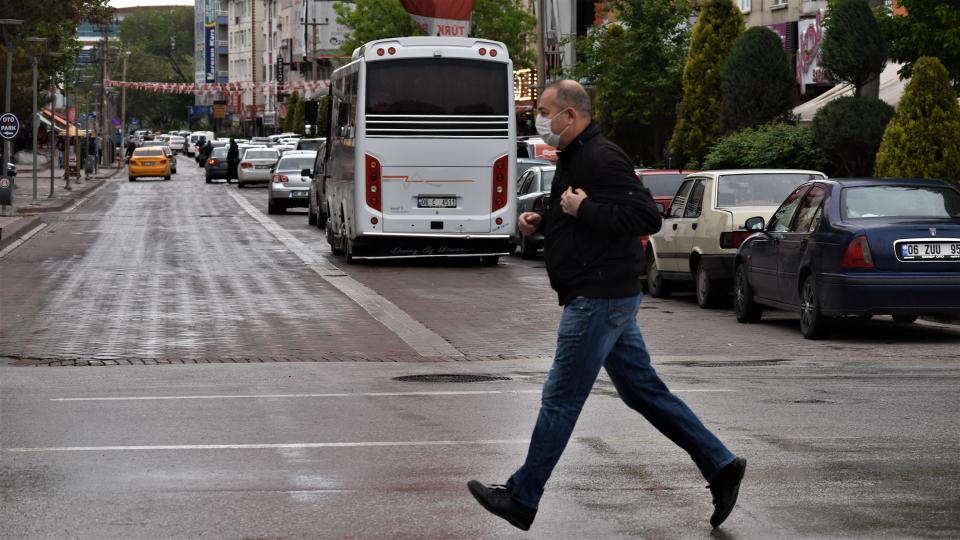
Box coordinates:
[292,95,306,134]
[284,92,300,133]
[720,26,795,133]
[333,0,421,55]
[875,56,960,184]
[820,0,887,96]
[669,0,744,167]
[811,96,894,177]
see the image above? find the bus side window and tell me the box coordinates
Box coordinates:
[337,102,350,138]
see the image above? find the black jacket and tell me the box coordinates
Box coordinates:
[537,122,662,305]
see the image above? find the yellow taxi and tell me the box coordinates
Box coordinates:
[128,147,171,181]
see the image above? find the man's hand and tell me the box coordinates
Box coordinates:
[518,212,542,236]
[560,187,587,217]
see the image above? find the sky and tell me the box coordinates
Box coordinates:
[109,0,194,8]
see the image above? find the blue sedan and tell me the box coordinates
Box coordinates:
[733,177,960,339]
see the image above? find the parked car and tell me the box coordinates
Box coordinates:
[646,169,826,307]
[295,137,325,152]
[733,177,960,338]
[307,140,329,227]
[204,146,229,183]
[237,147,281,188]
[517,136,558,162]
[636,169,696,216]
[511,165,556,259]
[128,147,170,181]
[517,157,552,180]
[268,151,317,214]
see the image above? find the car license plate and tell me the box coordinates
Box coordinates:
[897,240,960,261]
[142,161,154,166]
[256,164,271,169]
[289,191,308,198]
[418,197,457,208]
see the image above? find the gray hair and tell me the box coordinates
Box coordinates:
[545,80,593,117]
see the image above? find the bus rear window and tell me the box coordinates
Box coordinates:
[366,59,508,116]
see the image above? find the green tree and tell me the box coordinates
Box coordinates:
[116,7,194,129]
[292,93,306,134]
[669,0,744,167]
[284,91,301,133]
[875,56,960,184]
[879,0,960,89]
[0,0,111,142]
[333,0,421,55]
[335,0,537,67]
[470,0,537,68]
[703,122,829,172]
[811,96,895,176]
[570,0,693,166]
[820,0,887,96]
[720,27,794,133]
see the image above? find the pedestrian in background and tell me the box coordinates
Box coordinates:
[56,136,64,168]
[468,80,746,532]
[226,138,239,184]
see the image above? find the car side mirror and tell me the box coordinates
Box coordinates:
[301,168,312,177]
[745,216,765,231]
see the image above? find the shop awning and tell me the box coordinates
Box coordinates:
[793,63,907,123]
[35,110,85,137]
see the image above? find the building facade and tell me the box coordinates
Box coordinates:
[194,0,230,106]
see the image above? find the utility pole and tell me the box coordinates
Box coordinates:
[121,50,129,150]
[301,0,324,83]
[251,0,257,136]
[47,51,62,198]
[24,36,47,204]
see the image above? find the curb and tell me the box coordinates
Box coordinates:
[0,215,42,252]
[14,178,107,215]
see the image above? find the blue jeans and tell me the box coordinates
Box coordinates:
[507,294,735,509]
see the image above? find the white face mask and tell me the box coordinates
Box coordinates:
[535,109,569,148]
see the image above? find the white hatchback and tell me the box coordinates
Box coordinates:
[237,147,281,188]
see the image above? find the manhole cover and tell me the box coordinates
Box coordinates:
[393,374,511,383]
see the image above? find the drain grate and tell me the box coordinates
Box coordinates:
[393,374,511,383]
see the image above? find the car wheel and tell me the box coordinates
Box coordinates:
[327,219,342,255]
[733,264,763,323]
[164,175,171,181]
[480,255,500,266]
[518,234,537,259]
[695,263,724,309]
[344,234,355,264]
[892,315,918,324]
[307,201,317,225]
[267,200,279,214]
[128,176,135,182]
[800,275,830,339]
[646,251,671,298]
[205,176,211,184]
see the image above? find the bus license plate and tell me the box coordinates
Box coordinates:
[418,197,457,208]
[898,241,960,261]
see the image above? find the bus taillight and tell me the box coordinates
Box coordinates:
[492,155,509,212]
[365,154,382,211]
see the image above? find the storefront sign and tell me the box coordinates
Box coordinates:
[205,26,217,83]
[797,10,827,95]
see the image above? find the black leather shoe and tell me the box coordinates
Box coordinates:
[467,480,537,531]
[709,457,746,528]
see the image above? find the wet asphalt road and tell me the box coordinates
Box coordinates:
[1,155,959,539]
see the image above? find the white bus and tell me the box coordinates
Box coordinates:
[320,36,516,264]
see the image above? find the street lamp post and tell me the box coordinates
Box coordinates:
[121,50,129,151]
[24,36,48,204]
[0,19,23,208]
[47,51,62,198]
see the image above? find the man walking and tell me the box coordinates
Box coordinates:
[468,80,746,531]
[225,138,239,184]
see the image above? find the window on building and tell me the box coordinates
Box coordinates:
[738,0,751,11]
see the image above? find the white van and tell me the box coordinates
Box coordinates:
[188,131,215,157]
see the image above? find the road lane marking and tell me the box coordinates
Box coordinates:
[49,389,735,402]
[227,189,462,358]
[6,439,533,453]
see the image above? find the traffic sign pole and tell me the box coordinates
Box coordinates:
[0,112,20,211]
